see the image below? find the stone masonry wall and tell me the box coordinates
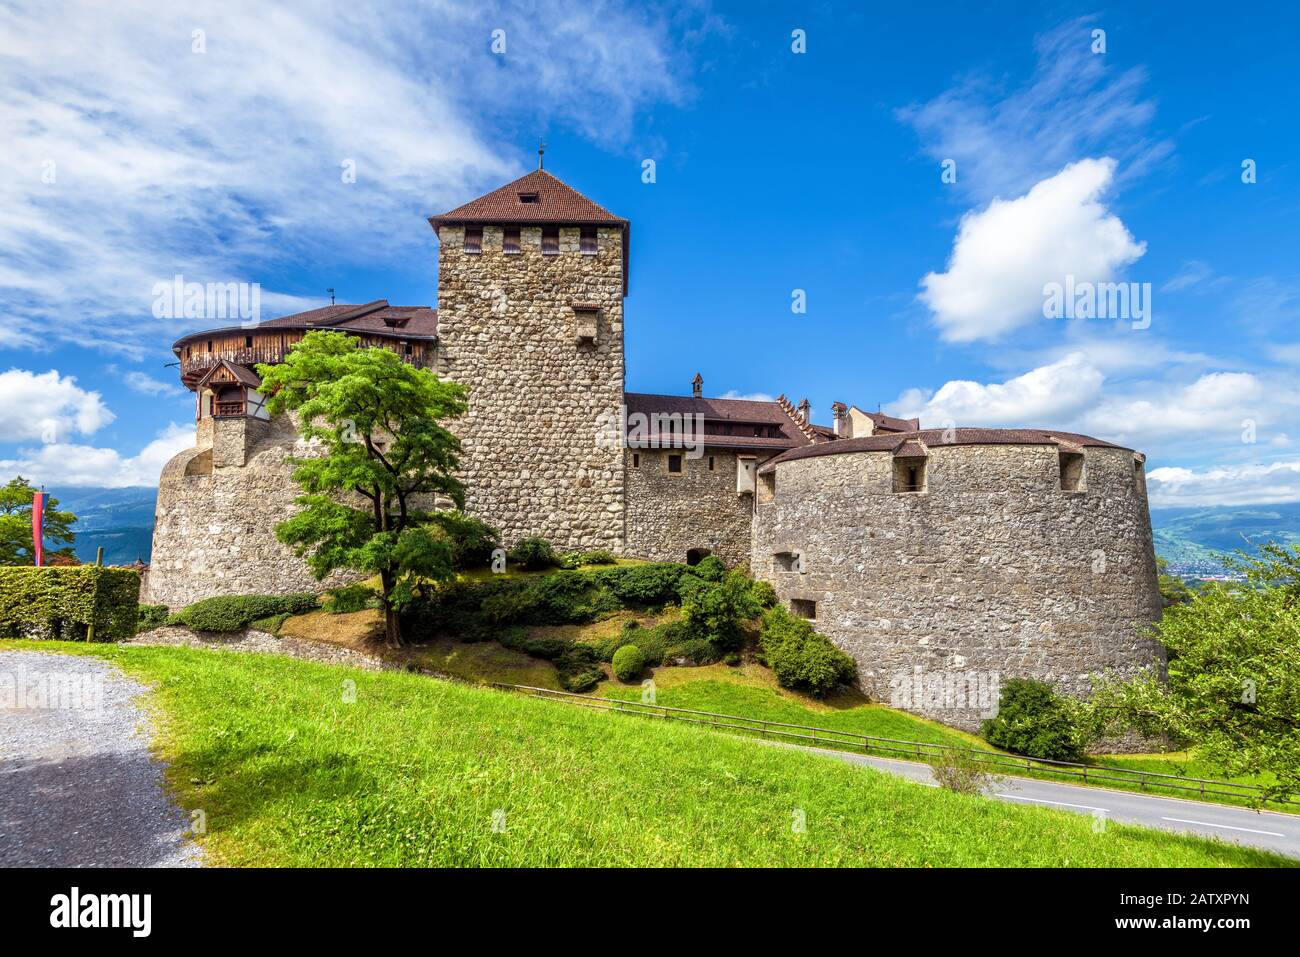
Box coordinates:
[435,224,625,550]
[144,414,355,608]
[751,444,1165,735]
[624,447,754,567]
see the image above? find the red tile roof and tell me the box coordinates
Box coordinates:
[624,392,815,451]
[429,170,627,228]
[863,410,920,433]
[758,428,1128,473]
[172,300,437,350]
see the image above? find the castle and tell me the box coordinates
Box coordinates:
[146,165,1165,731]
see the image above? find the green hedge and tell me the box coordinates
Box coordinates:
[172,593,319,633]
[0,566,141,642]
[760,606,856,696]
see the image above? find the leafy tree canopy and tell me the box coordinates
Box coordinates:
[258,331,469,645]
[0,476,77,566]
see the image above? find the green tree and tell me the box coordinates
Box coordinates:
[1093,543,1300,801]
[681,569,761,652]
[0,476,77,566]
[258,331,469,646]
[1155,556,1194,607]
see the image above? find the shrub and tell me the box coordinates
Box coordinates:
[507,536,558,571]
[555,644,604,693]
[760,606,856,696]
[681,570,761,653]
[597,563,688,605]
[612,644,646,681]
[430,513,501,570]
[692,555,726,582]
[931,750,996,795]
[324,584,378,613]
[750,580,778,609]
[528,572,621,624]
[479,583,541,625]
[556,551,583,570]
[174,593,318,633]
[580,549,619,566]
[622,618,641,632]
[136,603,171,633]
[664,637,718,665]
[981,678,1084,761]
[724,651,741,667]
[0,566,141,642]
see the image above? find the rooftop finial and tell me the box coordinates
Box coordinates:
[538,138,546,170]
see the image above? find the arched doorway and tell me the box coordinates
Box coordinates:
[686,548,711,566]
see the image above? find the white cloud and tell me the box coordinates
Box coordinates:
[717,390,776,403]
[0,423,193,488]
[123,371,180,397]
[0,368,114,442]
[0,0,704,356]
[898,16,1172,202]
[919,158,1146,343]
[887,352,1104,427]
[1148,460,1300,508]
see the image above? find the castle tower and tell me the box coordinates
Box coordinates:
[429,169,629,550]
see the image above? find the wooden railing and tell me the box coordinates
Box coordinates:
[213,400,245,417]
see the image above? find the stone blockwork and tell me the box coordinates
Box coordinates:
[752,444,1165,734]
[624,448,755,567]
[435,224,625,550]
[144,414,355,609]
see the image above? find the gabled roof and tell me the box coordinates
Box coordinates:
[428,169,627,228]
[623,392,817,451]
[195,358,261,390]
[852,407,920,434]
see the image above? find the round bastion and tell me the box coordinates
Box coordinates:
[751,428,1166,735]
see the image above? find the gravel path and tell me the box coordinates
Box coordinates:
[0,650,204,867]
[131,626,387,670]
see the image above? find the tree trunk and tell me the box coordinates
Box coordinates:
[380,568,404,647]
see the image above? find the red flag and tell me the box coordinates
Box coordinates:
[32,491,44,567]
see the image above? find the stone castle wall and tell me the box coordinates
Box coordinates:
[751,444,1165,734]
[435,224,625,550]
[143,414,355,608]
[624,448,754,567]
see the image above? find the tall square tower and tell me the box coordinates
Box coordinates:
[429,169,629,550]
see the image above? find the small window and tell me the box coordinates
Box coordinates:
[667,454,683,474]
[773,551,798,572]
[708,456,715,471]
[404,342,413,355]
[541,226,559,254]
[790,599,816,620]
[580,226,597,254]
[244,335,253,348]
[206,340,213,353]
[186,346,192,358]
[632,452,640,468]
[503,227,521,254]
[893,457,926,493]
[463,226,483,254]
[1059,451,1085,492]
[519,192,540,204]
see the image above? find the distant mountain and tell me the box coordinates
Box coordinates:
[1150,502,1300,578]
[34,487,1300,577]
[50,487,158,565]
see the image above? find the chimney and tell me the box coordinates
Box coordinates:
[797,398,811,422]
[691,372,703,399]
[831,401,848,436]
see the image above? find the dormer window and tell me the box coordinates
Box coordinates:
[464,226,483,254]
[503,227,521,254]
[580,226,597,254]
[542,226,559,254]
[519,192,540,204]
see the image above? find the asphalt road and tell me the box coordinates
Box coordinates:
[768,740,1300,859]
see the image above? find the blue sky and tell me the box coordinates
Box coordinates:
[1,1,1298,507]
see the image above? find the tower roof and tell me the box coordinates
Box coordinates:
[428,169,627,228]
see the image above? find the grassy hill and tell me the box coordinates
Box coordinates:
[10,641,1290,867]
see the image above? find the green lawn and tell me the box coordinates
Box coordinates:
[4,641,1292,867]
